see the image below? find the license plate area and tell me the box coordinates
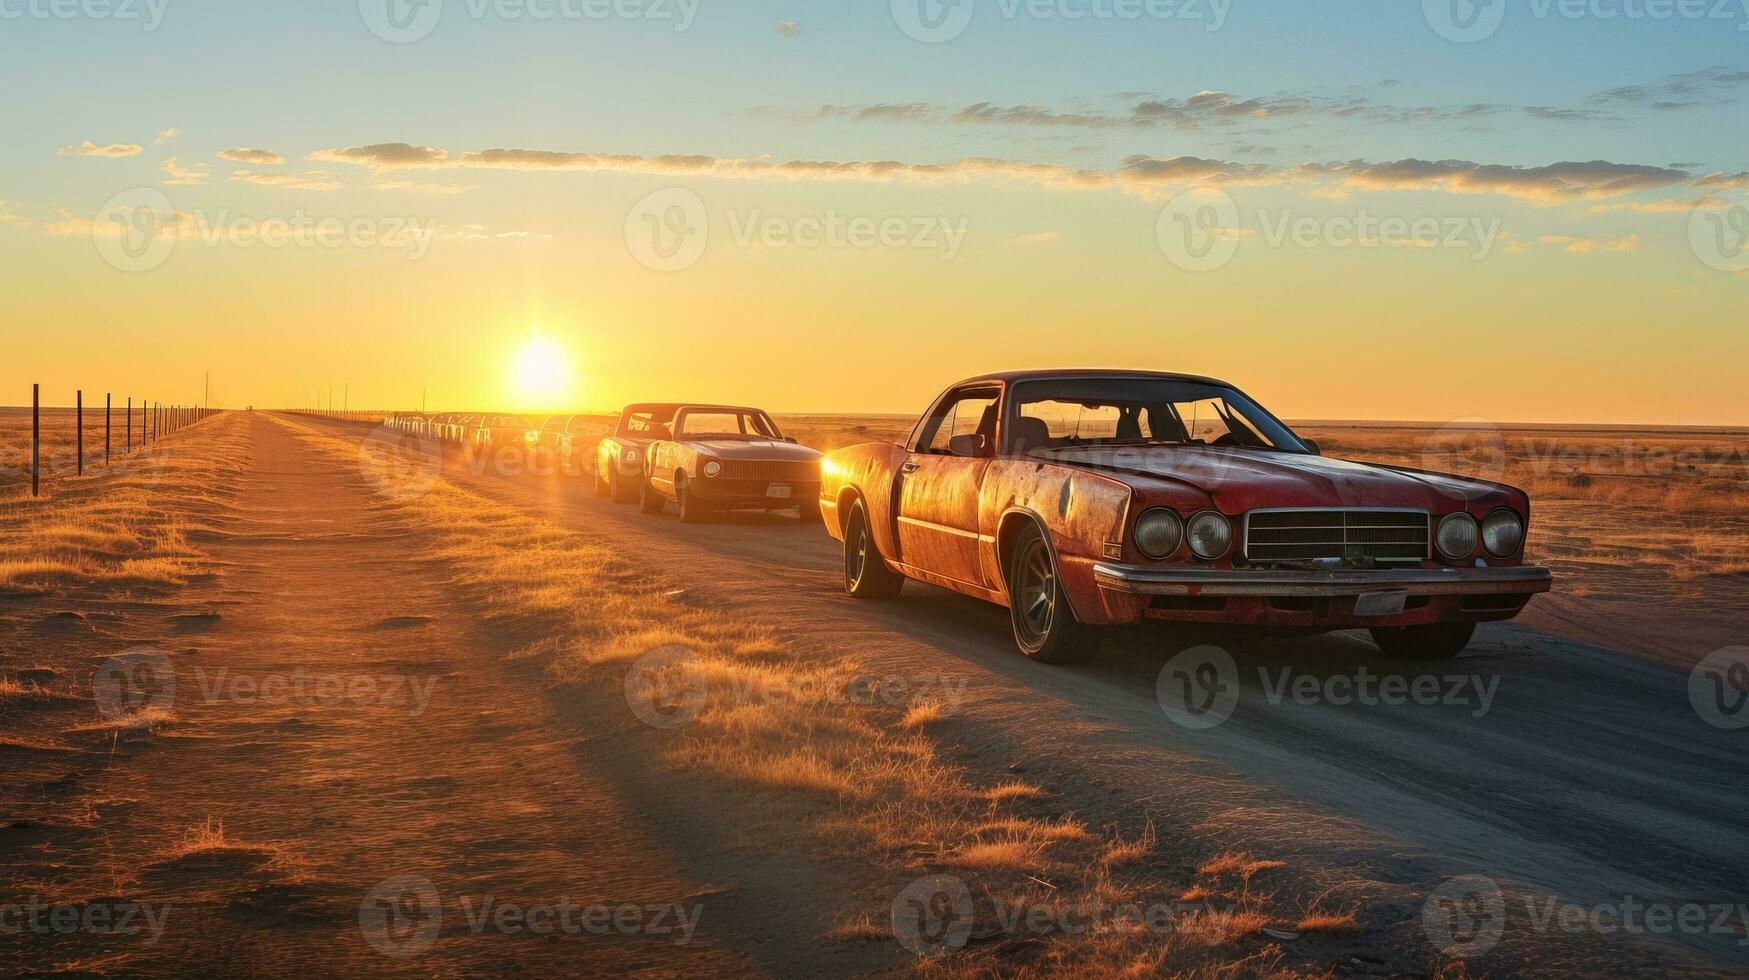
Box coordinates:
[766,484,792,500]
[1353,590,1409,617]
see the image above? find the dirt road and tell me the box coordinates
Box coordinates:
[2,414,765,975]
[293,415,1749,973]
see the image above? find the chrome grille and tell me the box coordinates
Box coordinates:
[1244,510,1429,563]
[718,460,819,482]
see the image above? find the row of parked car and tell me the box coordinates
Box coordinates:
[386,411,610,464]
[378,370,1551,664]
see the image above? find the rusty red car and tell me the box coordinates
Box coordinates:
[640,405,824,523]
[820,370,1552,663]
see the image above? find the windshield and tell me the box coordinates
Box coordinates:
[1009,378,1306,454]
[676,410,780,440]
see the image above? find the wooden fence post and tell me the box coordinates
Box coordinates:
[76,390,83,476]
[31,384,40,497]
[106,393,111,466]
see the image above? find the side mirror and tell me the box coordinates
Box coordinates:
[785,436,798,444]
[1301,438,1321,456]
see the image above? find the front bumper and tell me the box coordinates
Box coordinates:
[1093,563,1552,598]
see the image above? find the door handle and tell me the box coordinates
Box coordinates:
[900,461,920,474]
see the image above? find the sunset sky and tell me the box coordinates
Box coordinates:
[2,1,1746,423]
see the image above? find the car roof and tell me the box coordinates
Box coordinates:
[674,404,769,415]
[950,369,1235,389]
[624,403,684,414]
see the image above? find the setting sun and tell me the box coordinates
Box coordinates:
[507,336,575,411]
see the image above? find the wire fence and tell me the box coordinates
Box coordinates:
[9,386,221,497]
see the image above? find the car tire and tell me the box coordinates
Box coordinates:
[797,497,823,524]
[677,475,708,524]
[843,499,903,599]
[638,476,665,515]
[1006,523,1099,665]
[1369,622,1477,660]
[595,464,612,498]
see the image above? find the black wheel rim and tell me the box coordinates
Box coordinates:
[1015,539,1056,642]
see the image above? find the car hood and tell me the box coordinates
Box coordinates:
[1034,445,1509,510]
[687,439,823,462]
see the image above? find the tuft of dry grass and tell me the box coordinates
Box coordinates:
[1100,820,1157,869]
[982,780,1046,804]
[828,912,890,942]
[0,677,51,700]
[944,835,1051,871]
[1295,911,1362,933]
[899,701,948,729]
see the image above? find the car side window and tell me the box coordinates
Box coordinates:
[919,389,999,456]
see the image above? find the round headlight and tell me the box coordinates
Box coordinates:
[1437,513,1480,561]
[702,460,722,478]
[1134,508,1183,559]
[1481,509,1524,558]
[1186,512,1232,560]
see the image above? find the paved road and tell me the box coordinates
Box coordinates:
[310,415,1749,973]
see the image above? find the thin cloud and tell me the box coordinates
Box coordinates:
[1010,231,1063,244]
[230,169,342,191]
[155,128,180,145]
[218,147,286,165]
[1289,159,1690,203]
[58,141,143,158]
[373,180,477,194]
[1589,195,1723,214]
[1587,65,1749,110]
[161,156,210,186]
[308,143,449,168]
[776,20,799,38]
[1693,171,1749,191]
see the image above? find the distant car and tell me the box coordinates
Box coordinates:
[820,370,1552,662]
[596,404,680,503]
[472,415,537,456]
[640,406,823,523]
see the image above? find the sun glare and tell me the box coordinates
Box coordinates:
[509,336,574,410]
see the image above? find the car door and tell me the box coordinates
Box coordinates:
[895,386,1001,586]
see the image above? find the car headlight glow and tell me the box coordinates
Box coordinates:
[1481,509,1524,558]
[1186,511,1232,560]
[1437,513,1480,560]
[1134,508,1184,560]
[702,460,722,478]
